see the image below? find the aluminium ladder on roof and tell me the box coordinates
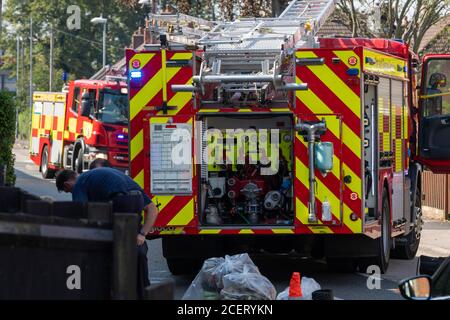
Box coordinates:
[148,1,337,97]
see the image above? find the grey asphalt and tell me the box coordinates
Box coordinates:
[13,143,450,300]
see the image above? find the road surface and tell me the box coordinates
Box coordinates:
[13,142,450,300]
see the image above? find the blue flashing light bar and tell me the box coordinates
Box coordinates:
[130,71,142,79]
[347,68,359,76]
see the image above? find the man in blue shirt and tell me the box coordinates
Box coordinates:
[56,167,158,299]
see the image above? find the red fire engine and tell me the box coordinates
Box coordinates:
[125,0,450,274]
[30,79,129,177]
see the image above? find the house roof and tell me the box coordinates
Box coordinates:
[419,15,450,53]
[316,17,352,38]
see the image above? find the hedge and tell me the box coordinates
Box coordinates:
[0,90,16,186]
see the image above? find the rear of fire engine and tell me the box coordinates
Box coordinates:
[30,79,129,177]
[126,0,449,274]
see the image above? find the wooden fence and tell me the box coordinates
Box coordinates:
[422,170,450,220]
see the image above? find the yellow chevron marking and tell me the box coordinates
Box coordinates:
[309,226,334,234]
[130,129,143,161]
[170,52,193,60]
[239,229,254,234]
[296,51,360,117]
[272,228,295,234]
[198,109,220,113]
[134,169,144,189]
[167,198,194,226]
[154,195,175,213]
[296,77,361,158]
[343,163,362,195]
[199,229,222,234]
[333,50,361,76]
[150,117,171,124]
[342,204,362,233]
[158,77,193,116]
[296,159,342,223]
[128,53,155,70]
[130,69,163,120]
[295,198,333,233]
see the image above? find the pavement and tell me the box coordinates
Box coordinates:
[12,142,450,300]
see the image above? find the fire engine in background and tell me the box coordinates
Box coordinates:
[126,0,450,274]
[30,79,129,178]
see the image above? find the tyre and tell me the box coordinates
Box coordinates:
[74,147,84,174]
[326,257,357,273]
[391,187,423,259]
[40,145,55,179]
[166,258,202,276]
[359,188,391,274]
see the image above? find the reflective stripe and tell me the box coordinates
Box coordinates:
[296,51,360,117]
[130,129,143,161]
[134,169,144,189]
[296,77,361,158]
[167,198,194,226]
[130,70,163,120]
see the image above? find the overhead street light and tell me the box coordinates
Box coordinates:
[90,16,108,68]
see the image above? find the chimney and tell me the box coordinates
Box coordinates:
[132,28,144,49]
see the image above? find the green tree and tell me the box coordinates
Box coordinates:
[337,0,450,52]
[1,0,148,90]
[0,90,16,186]
[0,0,148,137]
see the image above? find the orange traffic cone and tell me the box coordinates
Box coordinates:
[288,272,303,299]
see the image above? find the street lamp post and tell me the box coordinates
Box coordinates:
[90,16,107,68]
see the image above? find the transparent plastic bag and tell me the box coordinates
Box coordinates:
[213,253,260,289]
[276,276,321,300]
[182,253,260,300]
[220,265,277,300]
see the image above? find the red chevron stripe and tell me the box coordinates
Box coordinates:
[295,176,357,233]
[252,229,274,235]
[296,67,361,137]
[167,68,193,101]
[144,90,164,111]
[219,229,241,235]
[155,196,192,227]
[296,140,361,215]
[295,111,361,177]
[130,150,144,179]
[295,225,314,234]
[129,53,161,101]
[312,49,360,95]
[129,110,147,140]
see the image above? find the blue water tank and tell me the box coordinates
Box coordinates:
[315,142,334,172]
